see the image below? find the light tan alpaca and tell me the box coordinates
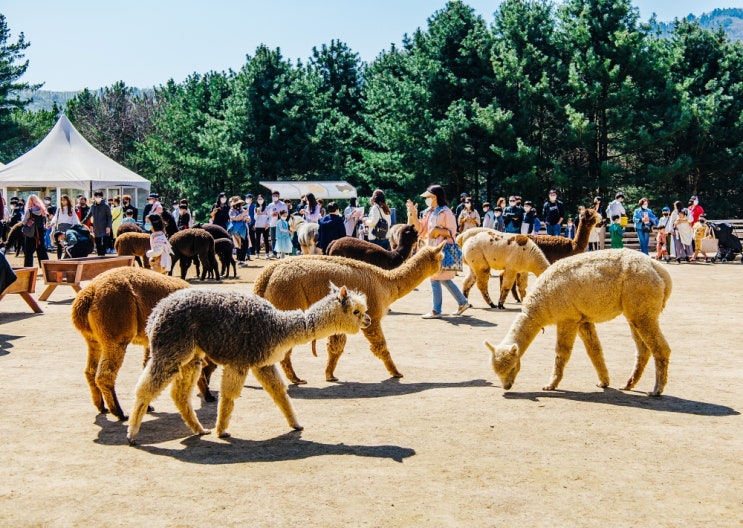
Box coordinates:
[461,231,550,309]
[288,214,320,254]
[71,267,191,420]
[115,232,152,268]
[253,243,446,384]
[126,285,371,443]
[485,249,673,396]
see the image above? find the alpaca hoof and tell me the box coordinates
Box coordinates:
[127,437,137,446]
[647,391,662,397]
[200,429,213,436]
[542,385,556,391]
[497,303,505,310]
[489,303,497,308]
[147,405,155,413]
[597,382,609,388]
[292,379,308,385]
[391,372,404,378]
[203,392,217,403]
[326,376,339,382]
[292,424,304,431]
[619,384,631,391]
[116,414,129,422]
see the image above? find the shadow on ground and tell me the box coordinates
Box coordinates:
[283,378,492,400]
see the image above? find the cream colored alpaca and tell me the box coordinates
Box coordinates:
[485,249,673,396]
[461,231,550,309]
[253,243,445,384]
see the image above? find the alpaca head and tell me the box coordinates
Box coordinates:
[318,282,371,333]
[582,207,602,229]
[484,341,520,390]
[418,242,446,273]
[400,225,419,246]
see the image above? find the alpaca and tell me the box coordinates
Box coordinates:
[168,229,220,281]
[4,222,24,257]
[388,223,409,251]
[116,222,145,237]
[198,237,238,279]
[326,224,419,270]
[253,243,446,384]
[115,232,152,269]
[528,207,602,263]
[71,267,195,420]
[289,214,320,254]
[485,249,673,396]
[461,232,550,309]
[126,284,371,443]
[192,223,230,241]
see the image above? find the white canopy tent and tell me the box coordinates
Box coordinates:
[259,180,357,200]
[0,114,150,206]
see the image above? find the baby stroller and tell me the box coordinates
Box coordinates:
[707,222,742,263]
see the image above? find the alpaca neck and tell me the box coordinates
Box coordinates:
[530,252,551,276]
[573,217,594,252]
[503,313,543,357]
[387,249,437,300]
[282,302,347,348]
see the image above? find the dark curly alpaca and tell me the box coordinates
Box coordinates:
[326,225,419,270]
[168,229,221,281]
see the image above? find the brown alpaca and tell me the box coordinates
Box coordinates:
[115,232,152,268]
[253,243,445,384]
[461,232,550,309]
[126,285,371,443]
[326,225,419,270]
[486,249,673,396]
[192,223,230,241]
[71,267,198,420]
[168,229,220,281]
[528,207,601,263]
[116,222,145,237]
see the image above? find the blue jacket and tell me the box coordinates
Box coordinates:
[317,214,347,253]
[632,207,658,231]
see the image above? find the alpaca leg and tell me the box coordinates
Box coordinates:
[280,348,306,385]
[620,323,653,393]
[325,334,347,382]
[624,319,671,396]
[362,322,403,379]
[474,268,495,307]
[197,357,218,402]
[95,344,129,420]
[252,364,303,431]
[497,270,517,309]
[84,341,106,414]
[215,364,250,438]
[516,273,528,302]
[127,357,182,444]
[543,322,578,391]
[171,356,210,435]
[577,322,610,388]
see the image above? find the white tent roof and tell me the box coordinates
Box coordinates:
[259,180,357,200]
[0,114,150,192]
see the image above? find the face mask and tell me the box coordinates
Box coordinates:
[44,200,51,205]
[693,200,699,205]
[424,198,433,207]
[272,196,279,202]
[549,195,556,202]
[257,199,264,205]
[483,208,489,213]
[509,201,516,205]
[95,198,102,204]
[495,212,502,217]
[524,207,531,213]
[144,222,152,231]
[220,197,226,204]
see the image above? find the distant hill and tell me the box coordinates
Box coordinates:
[20,87,154,113]
[653,8,743,40]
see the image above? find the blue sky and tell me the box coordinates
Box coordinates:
[3,0,740,91]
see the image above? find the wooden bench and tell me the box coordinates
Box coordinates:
[39,256,135,301]
[0,267,43,313]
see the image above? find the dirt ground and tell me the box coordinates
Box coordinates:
[1,251,741,527]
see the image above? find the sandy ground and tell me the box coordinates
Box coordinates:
[0,251,741,527]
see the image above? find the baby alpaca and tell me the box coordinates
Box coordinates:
[485,249,673,396]
[127,284,370,443]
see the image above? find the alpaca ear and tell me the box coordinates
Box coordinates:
[435,241,446,252]
[329,281,339,293]
[484,341,495,353]
[338,285,348,302]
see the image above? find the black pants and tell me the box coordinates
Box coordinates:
[66,240,94,258]
[23,236,49,267]
[254,227,270,256]
[93,235,109,256]
[247,224,257,255]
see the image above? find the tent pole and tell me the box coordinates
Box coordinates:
[56,187,61,209]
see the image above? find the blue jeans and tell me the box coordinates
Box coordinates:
[371,238,391,250]
[546,224,562,236]
[431,279,468,313]
[637,226,650,254]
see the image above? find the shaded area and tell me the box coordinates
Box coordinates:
[284,378,492,400]
[503,388,739,416]
[0,333,23,356]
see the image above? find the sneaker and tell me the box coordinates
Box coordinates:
[452,303,472,316]
[421,311,442,319]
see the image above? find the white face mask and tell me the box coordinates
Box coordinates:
[425,197,433,208]
[272,196,279,203]
[257,199,264,204]
[95,198,102,204]
[220,197,227,204]
[549,195,556,202]
[693,199,699,205]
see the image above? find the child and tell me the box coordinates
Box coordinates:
[563,217,576,239]
[673,209,694,263]
[120,209,137,225]
[655,225,670,262]
[520,201,541,234]
[273,210,293,258]
[609,215,624,248]
[692,215,712,262]
[177,203,190,231]
[145,214,173,274]
[492,206,505,232]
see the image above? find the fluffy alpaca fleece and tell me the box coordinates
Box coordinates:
[192,223,230,241]
[461,231,550,309]
[289,214,320,254]
[326,224,418,270]
[168,228,220,281]
[115,233,152,269]
[253,243,445,384]
[126,285,370,443]
[116,222,145,237]
[71,267,192,420]
[485,249,673,396]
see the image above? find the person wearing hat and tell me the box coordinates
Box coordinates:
[227,195,250,259]
[406,184,471,319]
[81,191,112,256]
[687,195,704,226]
[455,192,470,218]
[542,190,566,237]
[209,192,230,229]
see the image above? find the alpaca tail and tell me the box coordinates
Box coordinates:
[71,286,95,333]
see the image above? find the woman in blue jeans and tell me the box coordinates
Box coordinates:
[632,197,658,255]
[406,184,470,319]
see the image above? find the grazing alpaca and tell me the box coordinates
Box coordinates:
[289,214,320,254]
[253,243,445,383]
[168,229,220,281]
[485,249,673,396]
[126,284,371,443]
[115,232,152,269]
[326,225,419,270]
[71,267,196,420]
[461,232,550,309]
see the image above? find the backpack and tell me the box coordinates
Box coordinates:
[71,224,91,240]
[371,206,389,239]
